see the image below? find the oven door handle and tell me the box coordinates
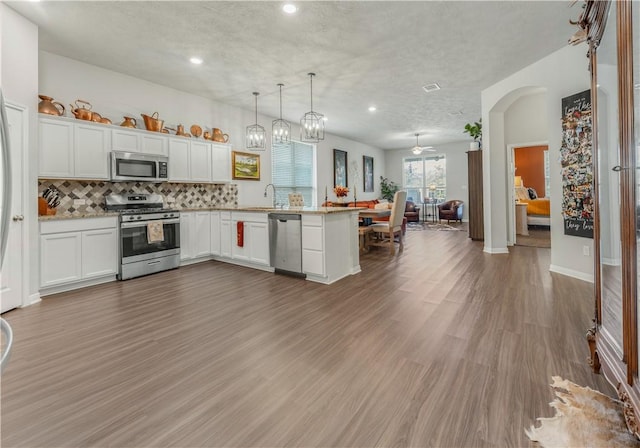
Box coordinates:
[121,218,180,229]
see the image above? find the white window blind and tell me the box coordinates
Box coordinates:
[272,141,316,206]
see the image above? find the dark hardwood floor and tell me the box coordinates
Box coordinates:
[1,226,612,447]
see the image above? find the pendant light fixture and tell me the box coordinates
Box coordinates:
[272,83,291,144]
[246,92,266,150]
[300,73,325,142]
[411,133,434,154]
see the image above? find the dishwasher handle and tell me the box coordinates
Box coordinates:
[268,213,301,222]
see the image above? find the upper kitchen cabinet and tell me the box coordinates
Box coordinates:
[211,142,231,183]
[168,138,212,182]
[112,128,168,156]
[39,116,110,180]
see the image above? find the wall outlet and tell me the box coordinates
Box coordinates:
[73,199,86,206]
[583,245,590,256]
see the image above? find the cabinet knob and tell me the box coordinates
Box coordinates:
[12,215,24,222]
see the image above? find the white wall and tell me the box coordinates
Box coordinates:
[384,141,469,220]
[504,92,548,144]
[39,52,385,207]
[482,43,593,281]
[1,4,39,302]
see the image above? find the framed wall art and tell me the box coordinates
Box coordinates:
[363,155,374,192]
[232,151,260,181]
[333,149,348,187]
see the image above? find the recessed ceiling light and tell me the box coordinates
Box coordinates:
[283,3,297,14]
[190,57,203,65]
[368,106,377,112]
[422,83,441,93]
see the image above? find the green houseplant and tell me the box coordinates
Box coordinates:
[380,176,399,201]
[464,119,482,150]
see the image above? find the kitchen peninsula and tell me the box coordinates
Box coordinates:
[38,205,362,296]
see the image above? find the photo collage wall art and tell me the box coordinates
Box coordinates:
[560,89,593,238]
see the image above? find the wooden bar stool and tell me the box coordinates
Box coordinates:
[358,226,373,253]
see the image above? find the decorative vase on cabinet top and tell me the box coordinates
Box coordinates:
[38,95,66,116]
[120,116,137,128]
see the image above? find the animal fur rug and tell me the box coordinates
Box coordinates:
[526,376,640,447]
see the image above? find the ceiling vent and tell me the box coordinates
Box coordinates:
[422,83,441,93]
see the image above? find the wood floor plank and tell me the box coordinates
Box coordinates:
[1,225,614,447]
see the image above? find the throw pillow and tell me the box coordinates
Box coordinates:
[528,188,538,200]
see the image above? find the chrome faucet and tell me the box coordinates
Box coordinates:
[264,183,277,208]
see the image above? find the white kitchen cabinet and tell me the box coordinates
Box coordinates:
[190,141,212,182]
[169,138,191,182]
[112,128,168,156]
[74,123,111,179]
[220,212,232,257]
[180,211,211,262]
[210,211,221,256]
[39,118,74,178]
[141,133,168,156]
[40,217,118,292]
[81,228,118,278]
[231,212,270,266]
[169,139,212,182]
[194,212,211,258]
[211,142,231,183]
[302,215,325,276]
[39,116,110,180]
[40,232,82,287]
[180,212,194,260]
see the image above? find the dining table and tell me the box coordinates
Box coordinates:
[357,207,391,253]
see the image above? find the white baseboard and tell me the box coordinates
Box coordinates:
[549,264,594,283]
[24,292,41,307]
[483,246,509,254]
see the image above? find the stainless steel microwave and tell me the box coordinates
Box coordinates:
[111,151,168,182]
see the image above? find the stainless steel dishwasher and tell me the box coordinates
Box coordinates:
[269,213,304,277]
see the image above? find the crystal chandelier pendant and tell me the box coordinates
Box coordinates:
[300,73,325,142]
[272,83,291,144]
[246,92,266,150]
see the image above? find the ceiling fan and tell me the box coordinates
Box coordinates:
[411,133,434,155]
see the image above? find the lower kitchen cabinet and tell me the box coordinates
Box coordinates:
[210,211,221,256]
[40,217,118,293]
[180,211,211,262]
[220,212,232,258]
[231,213,270,266]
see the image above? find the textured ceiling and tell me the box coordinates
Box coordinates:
[8,1,580,151]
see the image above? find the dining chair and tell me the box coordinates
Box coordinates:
[368,190,407,255]
[288,193,304,207]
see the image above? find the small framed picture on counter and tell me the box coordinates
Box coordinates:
[232,151,260,181]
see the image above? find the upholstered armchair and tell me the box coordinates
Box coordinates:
[404,201,420,222]
[438,200,464,223]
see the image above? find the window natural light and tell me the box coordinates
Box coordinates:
[272,141,316,206]
[402,155,446,203]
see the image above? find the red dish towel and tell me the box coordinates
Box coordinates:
[237,221,244,247]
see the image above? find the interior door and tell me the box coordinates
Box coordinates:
[597,0,624,357]
[0,102,25,313]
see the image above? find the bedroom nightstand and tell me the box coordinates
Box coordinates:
[515,202,529,236]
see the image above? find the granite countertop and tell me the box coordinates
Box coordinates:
[38,206,363,221]
[38,211,120,221]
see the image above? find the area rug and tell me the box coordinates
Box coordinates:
[406,222,463,231]
[525,376,640,447]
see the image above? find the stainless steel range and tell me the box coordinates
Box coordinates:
[106,193,180,280]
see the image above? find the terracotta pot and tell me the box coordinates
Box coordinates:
[38,95,65,116]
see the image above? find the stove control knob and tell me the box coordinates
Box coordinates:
[164,214,168,218]
[137,216,142,220]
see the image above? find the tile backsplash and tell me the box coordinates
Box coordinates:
[38,180,238,215]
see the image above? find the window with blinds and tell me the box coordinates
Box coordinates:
[272,141,316,206]
[402,155,446,203]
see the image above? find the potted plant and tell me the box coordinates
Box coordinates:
[380,176,399,202]
[464,119,482,150]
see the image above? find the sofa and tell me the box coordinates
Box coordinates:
[321,199,407,234]
[438,199,464,223]
[404,201,420,222]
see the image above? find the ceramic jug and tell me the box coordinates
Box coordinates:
[38,95,66,116]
